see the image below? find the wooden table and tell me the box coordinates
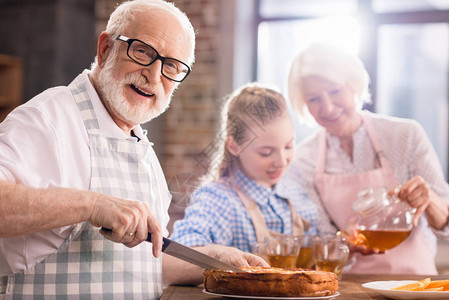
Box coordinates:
[160,274,449,299]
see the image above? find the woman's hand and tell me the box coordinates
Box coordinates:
[389,176,430,226]
[346,240,384,255]
[389,176,449,229]
[337,231,384,256]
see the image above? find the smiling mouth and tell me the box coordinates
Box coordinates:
[322,112,343,122]
[268,170,283,178]
[130,84,154,97]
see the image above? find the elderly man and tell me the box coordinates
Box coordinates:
[0,0,266,298]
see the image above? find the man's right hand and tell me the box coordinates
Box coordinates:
[0,180,163,257]
[88,193,163,257]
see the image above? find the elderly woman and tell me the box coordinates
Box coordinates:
[279,43,449,274]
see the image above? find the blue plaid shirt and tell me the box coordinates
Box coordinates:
[170,167,318,253]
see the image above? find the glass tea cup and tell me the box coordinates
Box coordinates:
[296,234,315,269]
[312,235,349,279]
[264,235,301,269]
[252,241,268,262]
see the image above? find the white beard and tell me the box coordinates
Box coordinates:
[97,51,172,126]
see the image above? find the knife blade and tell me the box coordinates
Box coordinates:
[101,227,244,272]
[148,233,245,272]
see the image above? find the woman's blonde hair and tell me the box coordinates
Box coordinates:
[288,43,371,121]
[205,82,289,180]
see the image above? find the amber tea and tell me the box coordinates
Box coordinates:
[264,235,301,268]
[312,235,349,279]
[267,254,298,268]
[355,229,411,252]
[296,247,313,269]
[315,259,346,276]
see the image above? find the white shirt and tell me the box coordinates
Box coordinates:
[280,111,449,254]
[0,70,169,276]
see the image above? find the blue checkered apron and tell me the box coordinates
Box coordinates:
[1,74,167,299]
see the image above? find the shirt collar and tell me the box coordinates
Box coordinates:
[81,69,151,144]
[326,122,366,150]
[232,166,279,205]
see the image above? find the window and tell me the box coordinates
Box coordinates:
[373,0,449,13]
[259,0,357,17]
[377,23,449,172]
[252,0,449,177]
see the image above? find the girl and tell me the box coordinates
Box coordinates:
[170,83,318,252]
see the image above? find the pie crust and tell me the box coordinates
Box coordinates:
[204,266,338,297]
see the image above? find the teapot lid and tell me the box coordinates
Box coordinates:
[353,187,389,213]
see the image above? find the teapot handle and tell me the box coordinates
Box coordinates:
[390,185,417,215]
[389,185,402,203]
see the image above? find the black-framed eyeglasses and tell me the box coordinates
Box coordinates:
[116,35,191,82]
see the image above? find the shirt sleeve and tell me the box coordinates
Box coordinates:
[0,106,62,186]
[169,183,237,247]
[281,140,338,235]
[0,105,77,275]
[406,120,449,239]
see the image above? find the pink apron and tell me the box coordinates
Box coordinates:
[314,114,436,274]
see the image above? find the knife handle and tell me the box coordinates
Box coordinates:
[148,232,172,252]
[147,232,174,252]
[101,227,153,242]
[101,227,170,251]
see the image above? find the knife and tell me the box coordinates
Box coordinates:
[150,233,246,272]
[101,228,244,272]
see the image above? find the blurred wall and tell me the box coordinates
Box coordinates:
[0,0,96,101]
[0,0,236,232]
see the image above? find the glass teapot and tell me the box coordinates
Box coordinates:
[348,187,416,252]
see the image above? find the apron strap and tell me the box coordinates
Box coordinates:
[228,176,309,243]
[288,200,310,235]
[361,113,391,170]
[235,188,271,243]
[0,275,7,294]
[316,129,327,173]
[69,75,101,135]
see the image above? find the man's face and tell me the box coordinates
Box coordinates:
[97,8,191,129]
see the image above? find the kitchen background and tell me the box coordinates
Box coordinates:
[1,0,448,273]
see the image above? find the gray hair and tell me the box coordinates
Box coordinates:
[288,43,370,120]
[92,0,195,69]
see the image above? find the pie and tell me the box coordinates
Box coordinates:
[203,266,338,297]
